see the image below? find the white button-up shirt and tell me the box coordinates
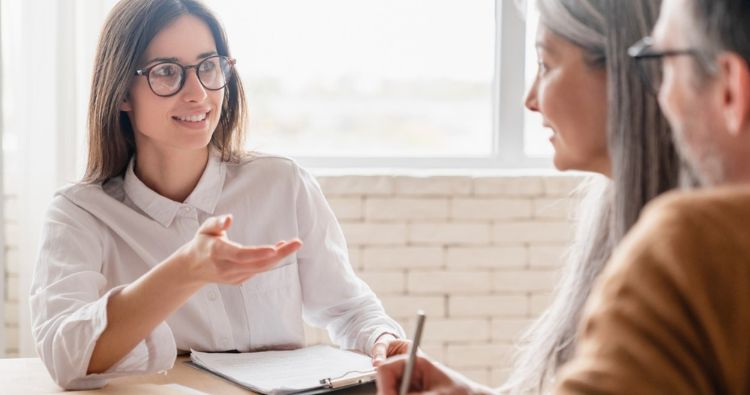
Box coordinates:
[30,152,404,390]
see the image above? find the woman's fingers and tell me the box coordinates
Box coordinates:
[276,239,303,255]
[213,239,303,276]
[236,243,302,272]
[198,215,233,236]
[190,216,305,284]
[229,244,303,281]
[371,342,388,367]
[211,240,272,262]
[231,245,279,262]
[387,340,412,358]
[377,355,456,395]
[376,356,407,395]
[229,239,302,263]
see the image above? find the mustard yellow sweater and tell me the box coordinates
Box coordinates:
[556,187,750,395]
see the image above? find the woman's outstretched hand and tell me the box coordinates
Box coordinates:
[179,214,302,286]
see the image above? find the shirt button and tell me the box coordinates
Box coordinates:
[181,206,191,213]
[207,290,218,301]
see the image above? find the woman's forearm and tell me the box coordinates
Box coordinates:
[85,215,300,375]
[86,251,203,374]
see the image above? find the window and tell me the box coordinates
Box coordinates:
[3,1,552,176]
[205,0,550,168]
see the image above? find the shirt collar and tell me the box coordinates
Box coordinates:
[123,151,227,227]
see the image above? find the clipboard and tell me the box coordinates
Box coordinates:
[186,360,376,394]
[188,345,378,394]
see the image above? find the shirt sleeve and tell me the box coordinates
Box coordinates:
[30,195,177,390]
[554,199,750,395]
[291,164,405,354]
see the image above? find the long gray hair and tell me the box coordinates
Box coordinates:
[502,0,681,393]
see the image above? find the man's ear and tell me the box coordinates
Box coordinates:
[718,52,750,136]
[119,95,132,112]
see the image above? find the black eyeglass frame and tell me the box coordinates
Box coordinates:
[135,55,236,97]
[628,36,698,61]
[628,36,702,95]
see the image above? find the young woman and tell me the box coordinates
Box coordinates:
[30,0,405,389]
[376,0,683,393]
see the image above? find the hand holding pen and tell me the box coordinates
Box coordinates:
[399,311,426,395]
[375,311,496,395]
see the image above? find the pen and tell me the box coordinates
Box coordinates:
[399,310,426,395]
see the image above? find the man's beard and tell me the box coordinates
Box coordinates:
[672,125,726,187]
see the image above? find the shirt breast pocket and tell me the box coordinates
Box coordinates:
[242,258,300,294]
[241,257,305,348]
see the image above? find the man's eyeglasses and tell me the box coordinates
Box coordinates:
[628,36,699,95]
[135,55,236,97]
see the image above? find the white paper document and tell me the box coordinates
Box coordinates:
[190,345,375,394]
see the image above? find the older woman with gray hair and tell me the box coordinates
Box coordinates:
[375,0,684,394]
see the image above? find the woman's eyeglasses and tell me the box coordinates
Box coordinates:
[135,55,236,97]
[628,36,699,95]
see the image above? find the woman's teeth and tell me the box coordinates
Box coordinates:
[176,113,207,122]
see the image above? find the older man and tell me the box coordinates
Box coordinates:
[376,0,750,393]
[555,0,750,393]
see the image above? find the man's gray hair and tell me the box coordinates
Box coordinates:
[689,0,750,64]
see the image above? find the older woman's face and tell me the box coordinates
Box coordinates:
[525,26,610,176]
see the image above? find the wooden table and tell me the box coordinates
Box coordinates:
[0,356,376,394]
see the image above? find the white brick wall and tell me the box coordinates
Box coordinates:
[474,177,544,197]
[407,271,494,295]
[445,344,514,368]
[379,295,446,319]
[449,295,527,317]
[451,198,533,220]
[318,173,581,387]
[410,223,492,245]
[362,246,444,269]
[366,198,449,221]
[2,173,582,386]
[445,246,526,269]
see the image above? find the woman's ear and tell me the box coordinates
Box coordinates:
[119,96,132,112]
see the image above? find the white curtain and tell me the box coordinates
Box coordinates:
[5,0,114,356]
[0,0,5,358]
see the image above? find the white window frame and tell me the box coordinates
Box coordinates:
[294,0,548,169]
